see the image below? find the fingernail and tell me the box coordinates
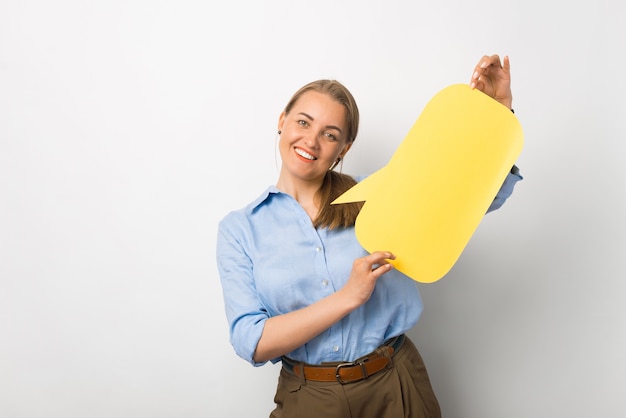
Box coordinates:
[472,70,479,79]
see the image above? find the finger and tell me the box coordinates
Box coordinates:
[471,55,499,88]
[368,251,395,264]
[502,55,511,75]
[487,54,502,68]
[371,262,393,278]
[471,54,505,90]
[470,74,491,93]
[476,54,491,70]
[478,55,502,79]
[363,251,393,273]
[353,252,391,275]
[470,55,490,88]
[369,255,394,275]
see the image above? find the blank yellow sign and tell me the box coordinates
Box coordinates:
[333,84,523,283]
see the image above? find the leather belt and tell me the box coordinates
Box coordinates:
[281,334,405,384]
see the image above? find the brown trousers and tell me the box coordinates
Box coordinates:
[270,337,441,418]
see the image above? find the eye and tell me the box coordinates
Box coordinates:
[324,132,338,141]
[298,120,309,127]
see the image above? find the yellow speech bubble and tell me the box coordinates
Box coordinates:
[333,84,523,283]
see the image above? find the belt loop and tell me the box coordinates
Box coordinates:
[295,362,306,385]
[376,345,394,371]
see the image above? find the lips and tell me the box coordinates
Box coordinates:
[295,147,317,161]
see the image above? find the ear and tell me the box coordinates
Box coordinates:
[278,112,286,133]
[339,141,353,158]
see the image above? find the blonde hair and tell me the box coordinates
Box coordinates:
[283,80,363,229]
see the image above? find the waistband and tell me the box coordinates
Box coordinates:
[281,334,405,384]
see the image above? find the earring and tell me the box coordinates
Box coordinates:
[329,157,342,171]
[278,130,281,134]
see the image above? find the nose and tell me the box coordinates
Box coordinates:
[303,131,321,149]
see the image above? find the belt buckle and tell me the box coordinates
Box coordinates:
[335,361,367,384]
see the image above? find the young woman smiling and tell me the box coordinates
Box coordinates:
[217,54,522,417]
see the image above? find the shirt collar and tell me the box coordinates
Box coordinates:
[248,185,282,212]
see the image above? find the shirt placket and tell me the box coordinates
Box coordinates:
[313,228,344,362]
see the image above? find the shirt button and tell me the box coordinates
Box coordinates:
[332,345,340,352]
[315,246,322,252]
[321,279,329,286]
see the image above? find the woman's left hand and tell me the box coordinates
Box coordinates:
[470,54,513,109]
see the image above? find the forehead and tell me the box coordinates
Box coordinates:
[291,91,347,127]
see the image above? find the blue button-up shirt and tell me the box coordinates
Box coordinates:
[217,171,522,366]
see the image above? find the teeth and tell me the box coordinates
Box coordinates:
[295,148,316,160]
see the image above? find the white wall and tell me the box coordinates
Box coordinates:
[1,1,624,417]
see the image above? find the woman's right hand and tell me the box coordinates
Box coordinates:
[253,250,396,363]
[341,251,396,307]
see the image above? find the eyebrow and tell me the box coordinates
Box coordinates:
[297,112,343,134]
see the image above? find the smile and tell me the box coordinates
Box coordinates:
[295,148,317,161]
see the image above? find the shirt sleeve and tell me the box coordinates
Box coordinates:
[487,165,523,213]
[216,215,270,367]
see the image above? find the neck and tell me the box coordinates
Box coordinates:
[276,173,323,221]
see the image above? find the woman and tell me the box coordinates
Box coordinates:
[217,54,522,417]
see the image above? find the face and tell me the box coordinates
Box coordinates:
[277,91,352,185]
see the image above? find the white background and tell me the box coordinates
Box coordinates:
[1,1,624,417]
